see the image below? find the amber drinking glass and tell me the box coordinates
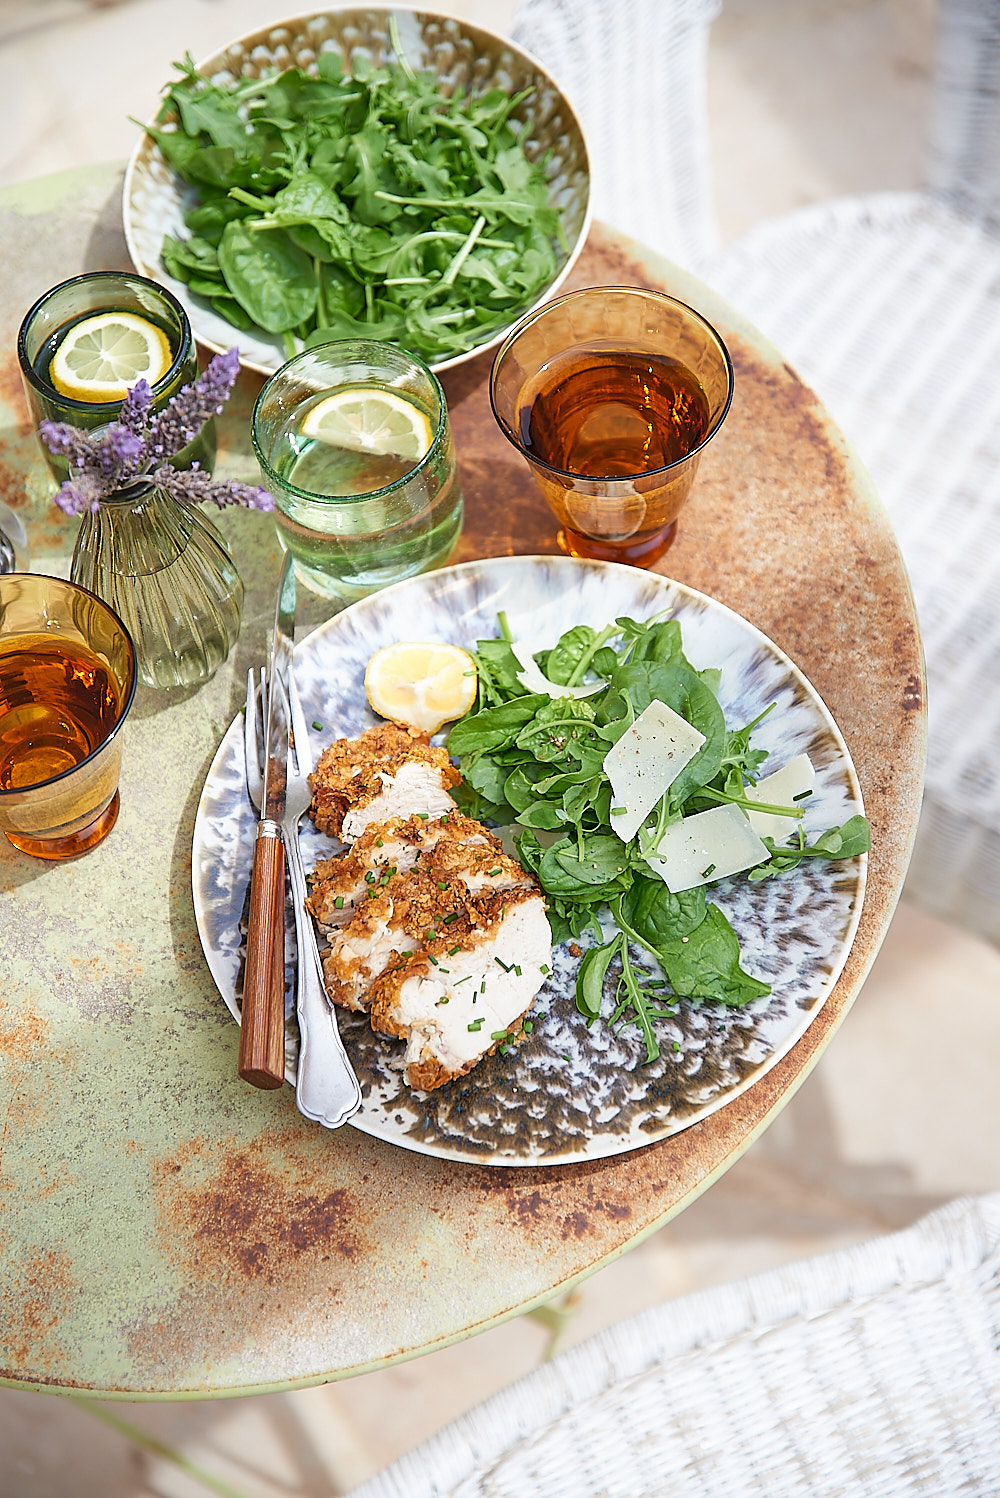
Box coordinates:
[0,575,136,859]
[490,286,734,565]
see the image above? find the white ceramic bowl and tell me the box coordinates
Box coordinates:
[123,7,591,375]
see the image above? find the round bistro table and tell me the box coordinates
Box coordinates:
[0,166,925,1398]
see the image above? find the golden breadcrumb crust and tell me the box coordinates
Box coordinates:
[309,723,460,838]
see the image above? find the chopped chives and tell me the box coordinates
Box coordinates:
[513,964,522,976]
[539,964,550,976]
[448,945,460,956]
[494,956,512,972]
[334,895,344,910]
[468,1017,484,1032]
[417,812,430,820]
[793,789,813,801]
[488,867,502,876]
[437,881,449,890]
[491,1030,508,1041]
[442,912,458,924]
[312,720,323,731]
[365,871,376,884]
[427,954,439,966]
[701,863,716,878]
[522,1020,534,1033]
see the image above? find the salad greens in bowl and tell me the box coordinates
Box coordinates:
[123,7,591,375]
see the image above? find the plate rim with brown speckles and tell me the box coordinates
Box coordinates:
[191,555,867,1167]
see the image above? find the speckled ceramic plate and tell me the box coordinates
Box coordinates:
[192,556,866,1166]
[122,7,591,376]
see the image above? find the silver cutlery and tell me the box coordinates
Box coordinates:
[237,559,291,1089]
[281,671,362,1128]
[243,558,361,1127]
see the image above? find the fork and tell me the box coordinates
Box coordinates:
[245,669,362,1128]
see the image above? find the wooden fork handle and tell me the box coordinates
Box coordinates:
[238,821,286,1089]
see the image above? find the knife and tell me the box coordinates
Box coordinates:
[238,553,295,1089]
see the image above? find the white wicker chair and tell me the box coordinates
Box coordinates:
[344,1193,1000,1497]
[512,0,1000,944]
[510,0,722,266]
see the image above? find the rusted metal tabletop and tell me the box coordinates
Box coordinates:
[0,165,925,1399]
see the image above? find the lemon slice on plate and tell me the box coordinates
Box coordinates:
[365,642,477,735]
[301,387,434,463]
[48,312,173,402]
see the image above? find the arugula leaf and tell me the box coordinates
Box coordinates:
[747,815,871,882]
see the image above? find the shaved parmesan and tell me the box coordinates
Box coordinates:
[510,640,605,699]
[603,700,707,842]
[745,753,815,840]
[645,803,768,892]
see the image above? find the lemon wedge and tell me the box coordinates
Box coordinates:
[301,387,434,463]
[365,641,477,735]
[48,312,173,402]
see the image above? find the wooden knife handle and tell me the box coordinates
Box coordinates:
[239,823,286,1089]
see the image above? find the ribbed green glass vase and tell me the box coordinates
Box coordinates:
[70,481,243,689]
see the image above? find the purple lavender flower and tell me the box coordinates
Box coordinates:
[38,347,275,516]
[147,347,241,460]
[118,379,153,438]
[150,463,274,512]
[51,470,107,516]
[38,420,101,472]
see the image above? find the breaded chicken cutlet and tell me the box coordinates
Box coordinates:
[307,726,551,1091]
[309,722,460,842]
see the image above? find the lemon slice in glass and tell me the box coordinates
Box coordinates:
[301,387,434,463]
[48,312,173,402]
[365,641,477,735]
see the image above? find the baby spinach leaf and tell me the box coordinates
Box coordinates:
[217,220,317,333]
[576,938,621,1021]
[622,876,708,946]
[657,904,772,1007]
[446,696,546,757]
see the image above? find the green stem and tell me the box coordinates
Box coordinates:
[76,1399,254,1498]
[697,785,803,818]
[440,214,486,286]
[565,624,617,686]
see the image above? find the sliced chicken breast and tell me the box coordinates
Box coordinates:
[309,723,460,842]
[367,891,551,1091]
[309,822,537,1013]
[308,812,516,930]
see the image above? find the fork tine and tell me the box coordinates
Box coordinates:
[287,672,314,777]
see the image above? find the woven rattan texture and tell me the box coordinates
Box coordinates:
[509,0,720,266]
[346,1194,1000,1497]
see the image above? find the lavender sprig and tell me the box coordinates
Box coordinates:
[39,348,273,515]
[150,462,273,511]
[147,346,240,461]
